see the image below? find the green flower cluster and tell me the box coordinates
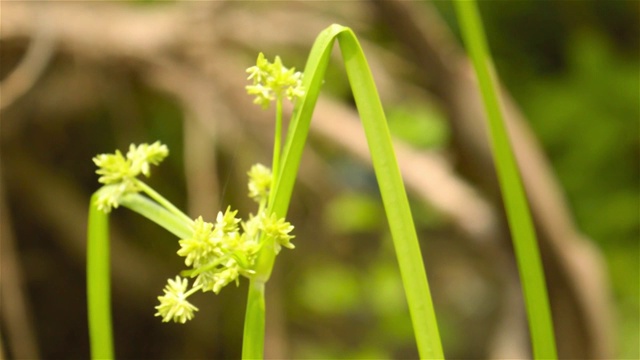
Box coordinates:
[177,209,260,294]
[246,52,304,108]
[153,162,294,323]
[92,141,168,212]
[154,276,199,324]
[247,163,272,204]
[94,142,296,324]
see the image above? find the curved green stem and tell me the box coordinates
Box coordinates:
[272,97,283,191]
[119,193,192,239]
[134,179,193,226]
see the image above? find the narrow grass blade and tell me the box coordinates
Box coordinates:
[454,2,557,358]
[269,24,444,359]
[87,193,114,359]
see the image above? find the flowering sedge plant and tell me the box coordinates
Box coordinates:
[86,25,443,360]
[88,19,556,360]
[92,141,295,325]
[90,54,301,325]
[87,51,308,360]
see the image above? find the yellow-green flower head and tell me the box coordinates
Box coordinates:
[93,149,133,184]
[177,217,216,267]
[207,264,240,294]
[94,181,137,213]
[126,142,169,178]
[214,206,242,236]
[92,141,168,212]
[192,247,255,294]
[241,213,261,241]
[93,141,168,184]
[247,164,272,203]
[177,207,261,296]
[155,276,199,323]
[246,52,304,108]
[260,212,295,254]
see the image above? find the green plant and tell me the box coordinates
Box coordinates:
[87,7,559,357]
[87,24,443,359]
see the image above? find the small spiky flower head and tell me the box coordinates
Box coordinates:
[152,163,294,324]
[246,52,304,108]
[92,141,168,212]
[155,276,199,323]
[247,163,272,203]
[260,212,295,254]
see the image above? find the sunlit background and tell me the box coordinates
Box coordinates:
[1,1,638,359]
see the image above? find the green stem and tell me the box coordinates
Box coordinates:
[119,193,192,239]
[87,191,193,359]
[182,256,226,277]
[272,97,283,192]
[87,193,114,359]
[454,2,557,359]
[134,179,193,226]
[242,279,266,360]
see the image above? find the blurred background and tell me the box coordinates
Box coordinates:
[1,1,638,359]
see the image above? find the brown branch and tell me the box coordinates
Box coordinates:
[0,177,41,360]
[0,5,55,111]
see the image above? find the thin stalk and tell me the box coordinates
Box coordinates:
[134,179,193,226]
[272,98,283,189]
[454,2,557,359]
[87,191,192,360]
[119,193,192,239]
[242,280,266,359]
[87,193,114,359]
[243,96,280,356]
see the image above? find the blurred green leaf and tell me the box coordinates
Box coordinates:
[296,263,361,315]
[324,192,384,234]
[386,101,449,149]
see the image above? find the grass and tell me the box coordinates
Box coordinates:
[454,1,558,358]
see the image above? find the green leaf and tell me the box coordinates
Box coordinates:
[249,24,444,359]
[454,2,557,358]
